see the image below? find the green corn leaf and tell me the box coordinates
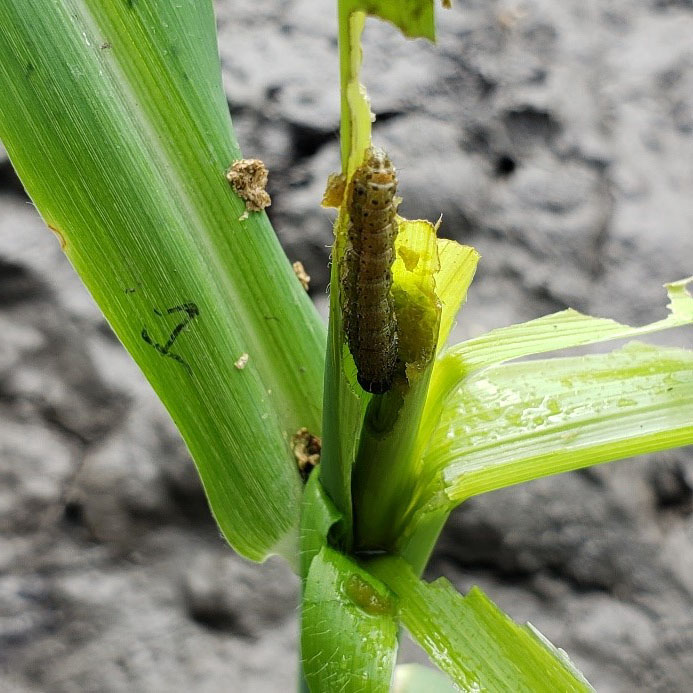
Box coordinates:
[433,277,693,399]
[401,277,692,568]
[424,342,693,507]
[370,556,593,692]
[320,5,370,539]
[434,240,480,352]
[327,0,479,552]
[302,546,398,693]
[0,0,326,561]
[352,218,443,550]
[323,0,449,540]
[352,222,477,551]
[419,277,693,470]
[300,471,343,580]
[393,664,459,693]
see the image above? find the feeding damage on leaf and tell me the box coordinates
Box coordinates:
[391,218,441,382]
[226,158,271,217]
[322,172,347,208]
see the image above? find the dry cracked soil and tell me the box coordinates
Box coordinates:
[2,1,693,691]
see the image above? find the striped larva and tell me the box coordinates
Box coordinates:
[341,147,399,394]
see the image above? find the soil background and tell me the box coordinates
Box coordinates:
[2,1,693,691]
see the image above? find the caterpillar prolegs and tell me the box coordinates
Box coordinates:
[341,147,399,394]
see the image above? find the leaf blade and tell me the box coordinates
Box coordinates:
[393,664,459,693]
[343,0,436,41]
[0,0,325,560]
[435,240,480,352]
[370,557,593,692]
[439,277,693,387]
[427,343,693,505]
[302,546,398,692]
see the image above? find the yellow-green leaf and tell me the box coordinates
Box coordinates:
[435,240,480,350]
[0,0,326,561]
[342,0,436,41]
[370,556,593,692]
[427,343,693,507]
[302,546,398,692]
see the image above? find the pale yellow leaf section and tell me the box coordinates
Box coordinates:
[435,240,480,350]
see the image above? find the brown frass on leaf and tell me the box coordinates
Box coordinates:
[292,427,321,480]
[226,158,271,212]
[292,261,311,291]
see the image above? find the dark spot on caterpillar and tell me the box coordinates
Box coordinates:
[341,147,399,394]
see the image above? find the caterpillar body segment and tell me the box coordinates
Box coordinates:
[341,147,400,394]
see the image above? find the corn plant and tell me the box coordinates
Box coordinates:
[1,1,692,690]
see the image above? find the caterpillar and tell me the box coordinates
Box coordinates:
[341,146,399,394]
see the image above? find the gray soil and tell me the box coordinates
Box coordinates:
[1,0,693,690]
